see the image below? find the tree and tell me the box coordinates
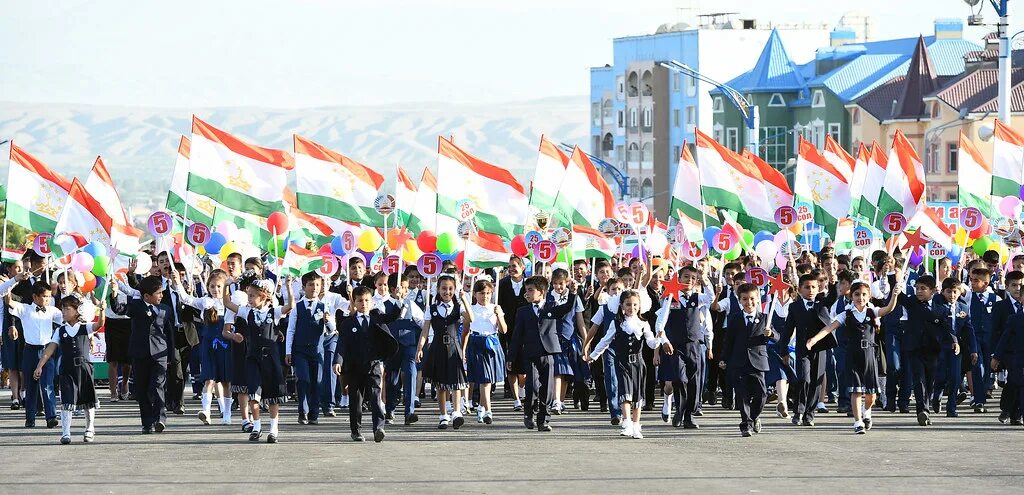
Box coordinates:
[0,202,31,250]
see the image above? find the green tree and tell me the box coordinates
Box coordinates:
[0,202,31,250]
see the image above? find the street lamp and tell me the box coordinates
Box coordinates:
[656,60,761,156]
[965,0,1011,124]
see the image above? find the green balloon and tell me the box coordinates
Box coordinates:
[436,232,458,255]
[742,230,754,250]
[555,249,569,263]
[724,244,742,261]
[91,256,110,277]
[972,236,992,256]
[266,236,287,255]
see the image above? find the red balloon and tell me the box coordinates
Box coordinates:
[510,234,528,257]
[267,211,289,236]
[318,243,333,256]
[455,251,465,271]
[969,218,989,239]
[417,230,438,253]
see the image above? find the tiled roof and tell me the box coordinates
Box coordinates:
[718,29,808,93]
[932,67,1024,113]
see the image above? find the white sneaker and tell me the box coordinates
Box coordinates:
[619,420,633,436]
[221,415,232,426]
[476,410,485,423]
[631,423,644,439]
[198,410,211,425]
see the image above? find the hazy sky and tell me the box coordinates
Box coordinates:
[0,0,998,108]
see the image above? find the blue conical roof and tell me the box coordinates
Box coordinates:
[725,29,807,93]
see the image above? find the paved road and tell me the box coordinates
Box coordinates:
[1,388,1021,494]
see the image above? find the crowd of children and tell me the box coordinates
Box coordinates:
[2,241,1023,444]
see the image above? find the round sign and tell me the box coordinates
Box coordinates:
[374,193,396,215]
[186,222,211,246]
[612,202,632,224]
[882,212,908,235]
[417,253,442,278]
[56,253,74,269]
[959,207,982,230]
[369,253,384,273]
[148,211,173,237]
[455,199,477,222]
[617,220,633,237]
[598,218,619,237]
[712,231,736,253]
[533,240,558,263]
[993,216,1015,239]
[775,206,798,228]
[673,222,686,244]
[682,240,707,261]
[628,202,650,227]
[927,242,947,259]
[853,226,873,249]
[33,233,52,257]
[465,266,483,277]
[524,231,544,251]
[341,230,356,253]
[457,221,474,239]
[795,202,814,224]
[384,255,401,274]
[746,267,769,287]
[317,254,338,277]
[552,228,571,248]
[780,239,803,257]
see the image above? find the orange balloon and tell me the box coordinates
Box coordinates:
[81,271,97,293]
[386,228,412,251]
[789,223,803,235]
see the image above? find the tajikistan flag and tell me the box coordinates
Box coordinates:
[187,116,292,218]
[957,131,993,218]
[166,136,217,226]
[694,130,775,232]
[856,142,888,223]
[395,167,418,230]
[84,156,130,226]
[572,225,616,260]
[406,167,458,235]
[283,188,334,248]
[991,120,1023,211]
[437,137,527,239]
[824,135,855,182]
[279,244,325,277]
[671,144,718,242]
[910,207,954,250]
[465,230,511,269]
[5,143,72,233]
[847,144,870,217]
[54,179,143,256]
[294,134,385,227]
[1,247,25,263]
[743,149,793,214]
[876,130,926,234]
[528,136,569,212]
[795,137,851,238]
[552,146,614,229]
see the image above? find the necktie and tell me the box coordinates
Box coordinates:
[534,304,540,317]
[359,315,368,331]
[441,304,449,318]
[746,315,754,328]
[35,305,45,313]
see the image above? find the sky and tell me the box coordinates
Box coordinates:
[0,0,1000,109]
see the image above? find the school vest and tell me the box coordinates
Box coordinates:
[384,300,421,346]
[969,292,996,336]
[613,323,645,357]
[293,300,325,354]
[56,323,90,371]
[429,301,461,347]
[245,308,280,359]
[547,292,577,341]
[664,293,703,349]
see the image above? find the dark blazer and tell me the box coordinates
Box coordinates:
[898,294,956,353]
[723,312,778,373]
[507,296,578,363]
[113,297,175,361]
[779,300,830,358]
[994,311,1024,383]
[990,298,1016,363]
[497,276,529,335]
[334,308,399,373]
[932,295,977,355]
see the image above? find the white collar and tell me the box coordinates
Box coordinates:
[620,316,645,337]
[61,322,84,336]
[743,311,758,320]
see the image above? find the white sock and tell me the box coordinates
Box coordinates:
[854,419,864,427]
[201,393,212,413]
[61,410,72,437]
[519,387,526,399]
[863,408,872,419]
[662,399,671,416]
[253,419,262,432]
[85,408,95,433]
[222,398,233,419]
[270,418,279,434]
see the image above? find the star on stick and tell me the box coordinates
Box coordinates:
[767,272,790,300]
[901,228,928,253]
[661,273,686,302]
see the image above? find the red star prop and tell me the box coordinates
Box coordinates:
[661,273,686,302]
[767,272,790,300]
[901,228,928,253]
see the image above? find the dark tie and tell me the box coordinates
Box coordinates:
[534,304,540,317]
[746,315,754,329]
[35,305,45,313]
[359,315,368,331]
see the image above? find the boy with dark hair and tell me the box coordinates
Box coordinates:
[286,271,335,425]
[991,270,1023,424]
[381,272,424,425]
[930,278,976,417]
[720,283,779,437]
[779,273,830,426]
[966,267,1000,413]
[3,274,61,427]
[992,270,1024,427]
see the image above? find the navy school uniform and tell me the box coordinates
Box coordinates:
[931,295,976,415]
[465,304,506,385]
[381,297,420,418]
[240,306,288,405]
[896,293,957,416]
[289,299,329,420]
[547,290,588,382]
[112,296,175,429]
[657,293,707,425]
[53,322,99,411]
[779,298,830,421]
[994,306,1024,422]
[723,311,779,433]
[872,276,910,412]
[967,290,999,406]
[709,288,741,408]
[591,304,621,419]
[599,317,658,408]
[422,300,467,391]
[767,303,797,384]
[198,314,232,384]
[508,296,578,425]
[836,308,882,395]
[335,310,399,435]
[991,298,1021,420]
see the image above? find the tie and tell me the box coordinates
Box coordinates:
[35,305,45,313]
[359,315,368,331]
[441,304,450,318]
[746,315,754,328]
[806,302,813,310]
[1016,304,1022,315]
[534,304,540,317]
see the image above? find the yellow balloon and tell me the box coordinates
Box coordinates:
[219,241,238,261]
[953,227,967,246]
[357,229,383,252]
[402,239,422,263]
[196,245,207,256]
[998,242,1010,264]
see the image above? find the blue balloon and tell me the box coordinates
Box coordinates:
[83,242,106,258]
[752,230,773,246]
[205,232,227,255]
[330,236,347,256]
[947,245,964,264]
[703,227,721,248]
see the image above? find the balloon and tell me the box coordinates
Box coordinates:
[999,196,1022,217]
[417,231,438,253]
[134,255,153,274]
[789,223,803,235]
[83,242,106,258]
[318,243,333,256]
[196,245,207,256]
[972,236,992,255]
[741,230,754,250]
[646,232,668,257]
[755,240,778,261]
[773,230,794,248]
[1020,184,1024,201]
[908,247,924,267]
[205,232,227,255]
[402,239,423,264]
[631,244,648,262]
[947,245,964,264]
[220,241,238,259]
[386,229,410,251]
[954,227,968,247]
[266,211,289,236]
[330,235,348,256]
[80,272,97,293]
[723,244,741,261]
[234,229,254,247]
[753,230,773,247]
[436,232,459,255]
[510,234,528,257]
[969,218,989,239]
[215,221,237,241]
[266,236,287,256]
[91,276,106,299]
[702,227,721,249]
[776,254,788,271]
[455,251,465,271]
[71,252,94,273]
[91,255,110,277]
[998,242,1010,264]
[357,229,384,252]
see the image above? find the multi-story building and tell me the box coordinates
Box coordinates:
[589,13,829,218]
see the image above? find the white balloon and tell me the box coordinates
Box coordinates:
[646,232,668,257]
[134,255,153,274]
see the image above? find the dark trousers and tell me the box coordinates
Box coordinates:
[319,333,339,412]
[932,347,962,413]
[909,349,938,414]
[731,369,766,430]
[1000,380,1022,420]
[591,351,607,410]
[794,353,825,420]
[188,344,203,395]
[293,350,322,420]
[347,362,385,434]
[825,348,838,401]
[672,350,703,424]
[971,335,991,405]
[22,345,56,422]
[133,356,168,428]
[525,354,555,424]
[166,341,192,411]
[695,344,707,412]
[883,322,911,410]
[385,344,418,416]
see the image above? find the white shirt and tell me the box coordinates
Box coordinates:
[380,294,425,327]
[285,298,336,354]
[322,291,350,319]
[653,290,715,341]
[871,277,907,321]
[425,301,457,321]
[469,304,499,336]
[832,305,875,325]
[9,300,63,346]
[235,305,285,326]
[589,316,658,360]
[0,277,20,297]
[510,278,524,297]
[48,321,98,344]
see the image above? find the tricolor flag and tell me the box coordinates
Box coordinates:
[54,179,143,256]
[857,142,888,223]
[283,188,334,248]
[187,116,292,217]
[572,225,616,260]
[436,137,527,239]
[166,136,217,226]
[395,166,418,229]
[294,134,385,227]
[5,143,73,233]
[877,129,926,233]
[847,143,870,217]
[84,156,130,226]
[552,146,615,229]
[794,137,851,238]
[671,144,715,241]
[1,247,25,263]
[743,149,794,214]
[990,120,1023,212]
[528,136,569,212]
[823,135,855,183]
[405,167,458,236]
[465,230,511,269]
[694,130,775,232]
[910,207,954,250]
[279,244,325,277]
[957,131,993,218]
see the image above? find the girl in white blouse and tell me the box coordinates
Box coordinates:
[461,280,507,424]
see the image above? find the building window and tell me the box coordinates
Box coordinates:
[672,73,681,91]
[811,90,825,108]
[672,145,681,163]
[926,142,940,173]
[642,107,652,129]
[630,178,640,197]
[947,142,958,172]
[930,102,941,119]
[686,75,697,97]
[673,109,680,128]
[642,142,653,162]
[641,179,654,199]
[726,128,739,152]
[627,72,639,97]
[851,108,861,125]
[602,100,613,121]
[759,126,789,169]
[713,97,724,113]
[618,110,624,128]
[686,106,696,126]
[592,102,600,126]
[627,142,640,163]
[827,123,841,143]
[947,192,956,201]
[615,145,624,166]
[602,133,614,152]
[629,109,638,128]
[641,71,653,97]
[616,76,624,99]
[768,93,786,107]
[713,125,724,143]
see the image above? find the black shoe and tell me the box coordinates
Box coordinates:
[753,419,762,434]
[323,409,336,417]
[974,404,987,413]
[883,406,896,413]
[998,412,1010,424]
[267,433,278,443]
[142,426,152,434]
[298,412,308,425]
[930,399,941,414]
[671,415,683,428]
[60,436,71,445]
[801,418,815,427]
[957,392,968,405]
[946,411,959,418]
[512,403,523,412]
[836,406,850,414]
[662,412,670,423]
[173,406,185,415]
[610,415,622,426]
[154,422,165,433]
[524,415,536,429]
[242,422,254,433]
[899,408,911,414]
[46,418,58,428]
[373,428,386,443]
[854,424,866,434]
[741,429,752,437]
[538,423,552,432]
[249,430,262,441]
[11,400,22,410]
[791,414,801,425]
[693,410,704,417]
[385,411,395,422]
[308,417,319,425]
[600,404,608,413]
[192,393,201,401]
[683,421,700,430]
[452,415,465,430]
[1012,418,1023,426]
[404,413,419,425]
[351,432,365,442]
[864,418,872,430]
[917,411,930,426]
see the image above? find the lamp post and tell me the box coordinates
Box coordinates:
[967,0,1011,123]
